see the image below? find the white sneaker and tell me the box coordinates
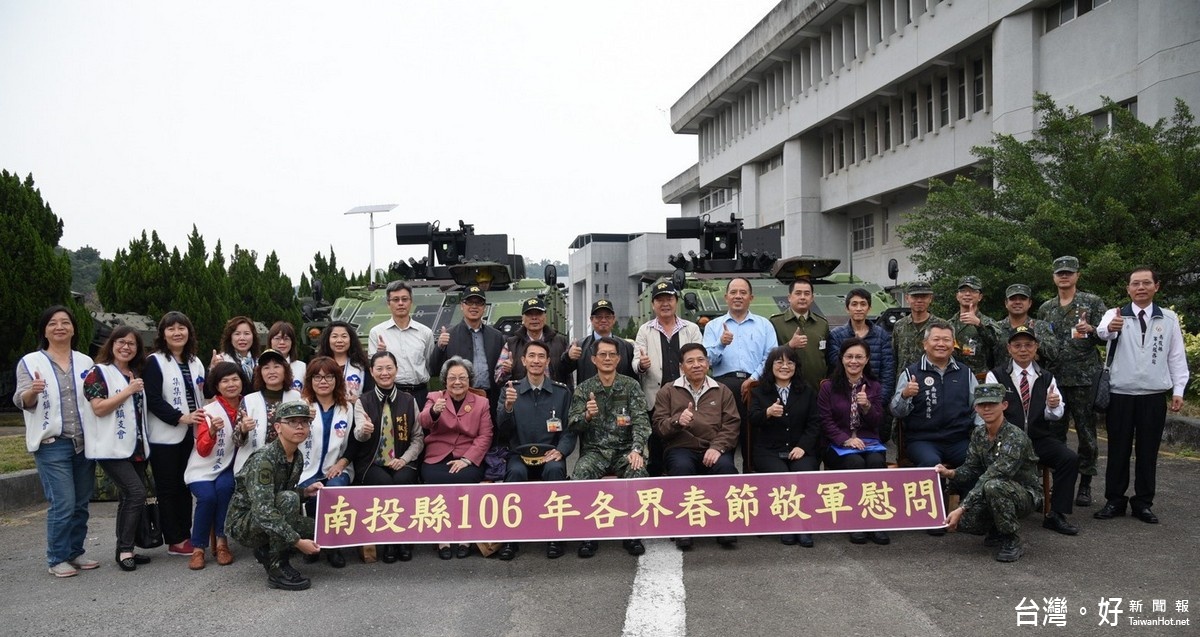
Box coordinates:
[48,562,78,578]
[69,557,100,570]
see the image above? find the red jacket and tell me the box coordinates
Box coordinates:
[418,390,493,466]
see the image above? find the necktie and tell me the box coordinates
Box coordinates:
[1138,310,1147,346]
[1019,370,1031,419]
[778,387,789,405]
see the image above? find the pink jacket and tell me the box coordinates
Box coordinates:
[418,390,493,466]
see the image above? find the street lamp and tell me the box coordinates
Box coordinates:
[344,204,398,286]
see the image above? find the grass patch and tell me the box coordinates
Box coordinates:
[0,412,21,427]
[0,435,34,474]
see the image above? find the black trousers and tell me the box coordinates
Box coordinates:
[755,448,821,473]
[1032,436,1078,515]
[822,449,886,471]
[98,459,148,553]
[713,374,751,469]
[421,458,484,484]
[1104,392,1168,510]
[149,429,194,546]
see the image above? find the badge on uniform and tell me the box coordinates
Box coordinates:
[819,339,827,351]
[333,420,349,438]
[924,377,935,387]
[546,410,562,433]
[615,407,630,427]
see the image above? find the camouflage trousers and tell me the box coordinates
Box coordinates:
[572,450,648,480]
[1061,385,1098,477]
[227,491,314,562]
[958,480,1038,537]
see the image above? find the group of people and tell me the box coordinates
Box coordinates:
[14,256,1189,589]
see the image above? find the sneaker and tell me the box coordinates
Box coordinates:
[48,562,78,578]
[167,540,194,556]
[68,557,100,570]
[995,535,1025,563]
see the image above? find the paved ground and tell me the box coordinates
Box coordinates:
[1,442,1195,636]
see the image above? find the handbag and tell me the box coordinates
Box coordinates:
[1092,334,1119,413]
[482,445,510,481]
[135,496,164,549]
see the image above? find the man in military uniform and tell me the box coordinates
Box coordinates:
[770,278,830,392]
[891,281,940,382]
[1036,256,1107,506]
[495,340,575,560]
[949,276,999,379]
[227,400,323,591]
[994,284,1057,369]
[938,384,1043,563]
[562,298,638,384]
[568,336,651,558]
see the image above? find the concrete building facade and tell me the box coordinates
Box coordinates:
[661,0,1200,287]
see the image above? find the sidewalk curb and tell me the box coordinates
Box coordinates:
[0,469,45,514]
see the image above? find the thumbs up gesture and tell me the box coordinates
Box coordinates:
[1108,313,1124,333]
[209,349,222,369]
[432,394,447,415]
[376,334,388,352]
[902,375,920,399]
[637,346,650,372]
[1046,386,1061,409]
[30,371,47,395]
[679,401,695,427]
[357,412,374,439]
[788,327,807,349]
[437,326,450,348]
[855,386,869,408]
[585,392,598,420]
[720,323,733,346]
[504,381,517,411]
[766,398,784,418]
[959,302,980,326]
[127,377,145,394]
[568,340,583,360]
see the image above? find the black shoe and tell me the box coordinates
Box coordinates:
[279,555,304,581]
[849,532,868,544]
[327,548,346,569]
[577,541,598,558]
[380,545,398,563]
[715,536,738,548]
[546,542,564,559]
[927,527,946,536]
[1043,512,1080,535]
[133,554,152,565]
[437,546,453,560]
[455,544,471,559]
[398,545,412,562]
[870,531,891,545]
[497,543,517,561]
[1132,508,1159,524]
[623,539,645,556]
[983,530,1004,547]
[797,533,814,548]
[302,551,320,564]
[267,564,311,591]
[1075,484,1093,507]
[1094,502,1126,520]
[995,535,1025,563]
[116,551,137,572]
[779,534,797,546]
[675,537,693,551]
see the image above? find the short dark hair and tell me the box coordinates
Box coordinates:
[154,311,197,362]
[523,340,551,357]
[725,277,754,294]
[302,356,347,407]
[593,335,621,355]
[1129,267,1159,284]
[830,337,877,391]
[206,361,247,398]
[385,281,413,298]
[253,353,294,391]
[758,346,799,387]
[266,321,298,358]
[369,351,398,369]
[844,288,872,308]
[36,305,79,351]
[679,342,707,360]
[95,325,146,374]
[923,319,954,341]
[788,278,814,294]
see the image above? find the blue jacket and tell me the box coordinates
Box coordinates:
[826,321,896,400]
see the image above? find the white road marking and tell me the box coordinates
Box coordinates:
[621,539,686,637]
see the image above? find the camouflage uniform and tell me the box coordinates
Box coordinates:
[227,439,314,565]
[568,374,650,479]
[1036,291,1107,477]
[951,420,1043,537]
[950,311,1000,378]
[994,317,1057,370]
[891,314,940,383]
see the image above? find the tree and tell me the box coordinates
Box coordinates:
[900,95,1200,319]
[0,171,91,379]
[308,247,350,301]
[97,230,174,316]
[175,227,228,355]
[67,245,105,308]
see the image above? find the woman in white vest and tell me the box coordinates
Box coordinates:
[142,311,208,557]
[208,315,259,380]
[267,320,307,392]
[12,305,97,578]
[184,362,245,570]
[317,321,369,402]
[82,326,152,571]
[296,356,354,568]
[232,349,301,474]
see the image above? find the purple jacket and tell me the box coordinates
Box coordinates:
[817,377,884,447]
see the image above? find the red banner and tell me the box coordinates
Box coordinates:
[314,467,946,547]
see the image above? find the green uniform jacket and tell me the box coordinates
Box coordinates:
[769,311,830,392]
[568,374,650,454]
[228,440,306,546]
[952,421,1043,513]
[1036,292,1107,387]
[891,314,940,382]
[950,311,1000,376]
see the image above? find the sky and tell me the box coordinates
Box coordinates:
[0,0,780,282]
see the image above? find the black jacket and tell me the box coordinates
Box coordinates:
[748,380,822,456]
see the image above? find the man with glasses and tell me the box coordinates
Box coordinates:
[227,400,323,591]
[563,299,637,384]
[1036,256,1107,507]
[369,281,435,409]
[431,285,505,407]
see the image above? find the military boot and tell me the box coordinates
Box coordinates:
[267,555,311,591]
[995,535,1025,563]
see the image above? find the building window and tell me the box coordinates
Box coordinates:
[908,91,919,140]
[604,284,609,294]
[604,262,608,273]
[882,208,890,245]
[594,284,600,294]
[852,214,875,251]
[762,153,783,172]
[882,107,892,151]
[939,77,950,128]
[972,58,985,113]
[699,188,731,213]
[924,84,934,134]
[857,117,867,161]
[957,68,967,119]
[594,262,599,273]
[1046,0,1107,32]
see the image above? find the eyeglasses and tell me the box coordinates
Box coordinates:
[594,352,620,359]
[446,375,471,383]
[114,340,138,350]
[843,354,868,361]
[773,360,795,367]
[280,420,311,430]
[311,374,337,383]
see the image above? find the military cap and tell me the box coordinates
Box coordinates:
[973,383,1007,405]
[513,443,551,466]
[462,285,486,302]
[1005,283,1032,299]
[258,348,289,368]
[1053,256,1080,273]
[1008,325,1039,343]
[521,297,547,314]
[651,281,679,298]
[590,299,616,316]
[958,275,983,291]
[906,281,934,295]
[275,400,310,422]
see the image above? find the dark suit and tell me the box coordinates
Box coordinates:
[990,362,1078,515]
[429,321,505,407]
[560,333,638,385]
[747,380,822,473]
